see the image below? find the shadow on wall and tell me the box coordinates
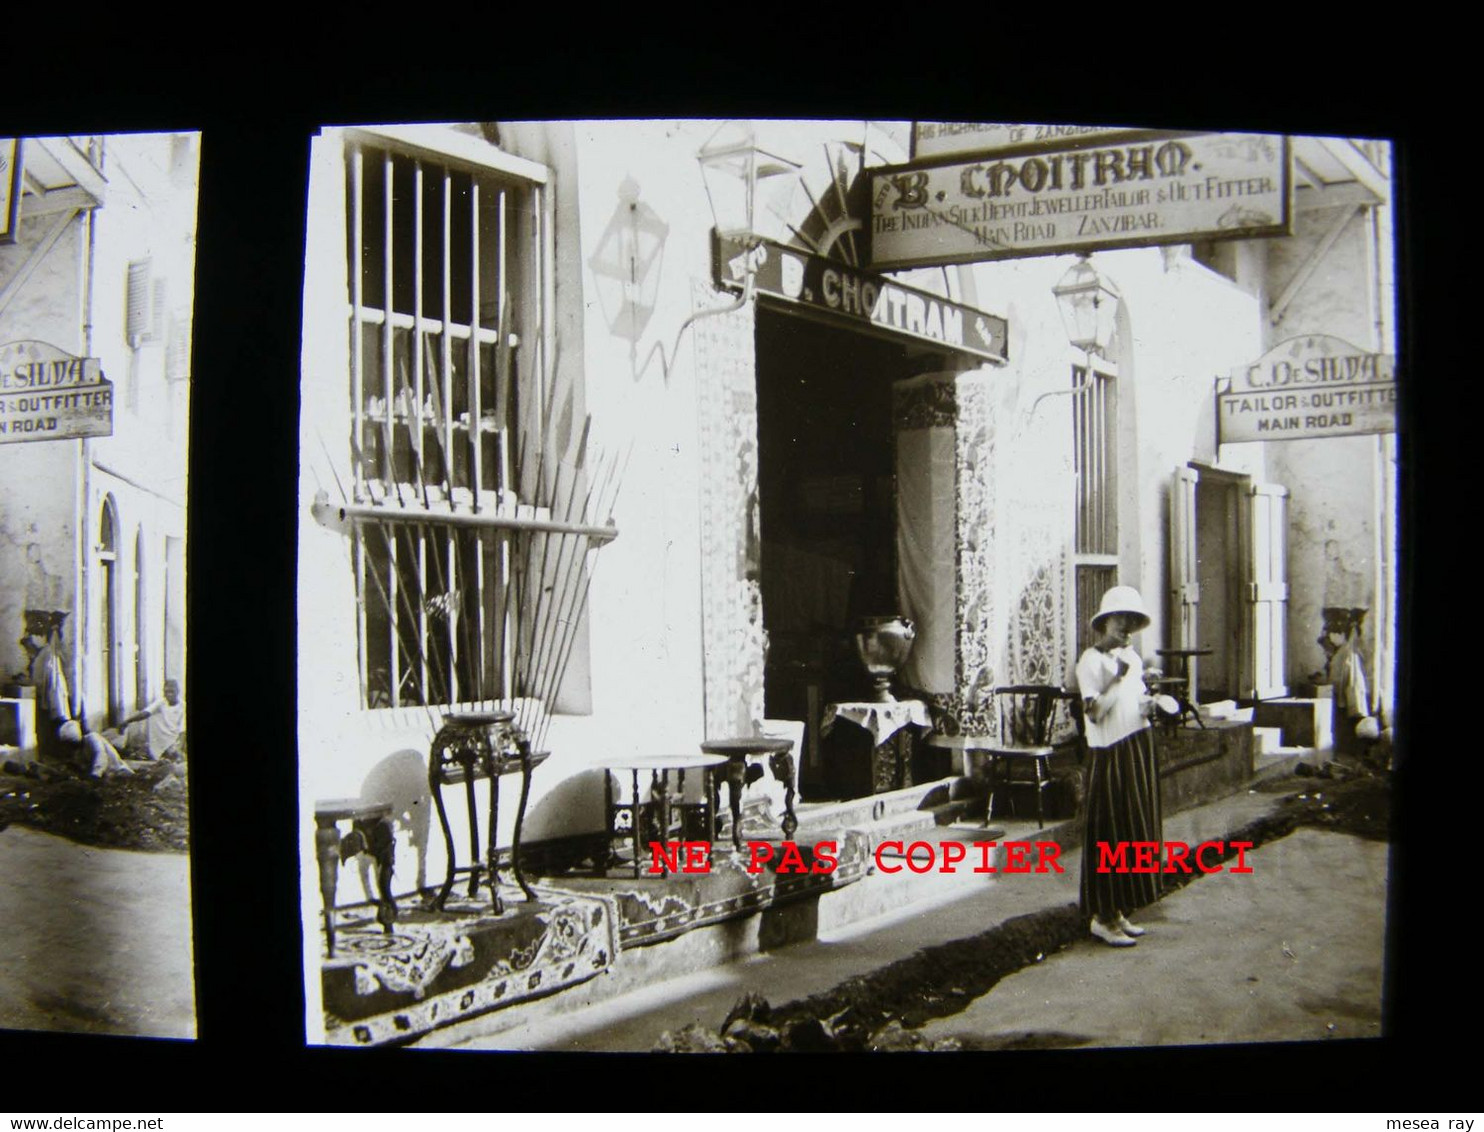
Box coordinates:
[521,767,607,842]
[357,749,432,900]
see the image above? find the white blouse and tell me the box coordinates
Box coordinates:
[1076,645,1148,749]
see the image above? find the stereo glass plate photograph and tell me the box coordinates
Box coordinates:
[294,119,1398,1052]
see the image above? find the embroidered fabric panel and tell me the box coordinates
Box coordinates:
[691,282,766,737]
[892,374,957,429]
[950,371,998,739]
[1007,483,1071,690]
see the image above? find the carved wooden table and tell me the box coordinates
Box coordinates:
[427,710,550,915]
[599,753,730,878]
[819,699,932,798]
[314,797,396,957]
[699,737,798,850]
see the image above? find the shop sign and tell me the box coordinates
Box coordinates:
[0,340,113,444]
[1218,335,1396,444]
[1,138,20,244]
[913,122,1154,161]
[713,233,1008,363]
[868,132,1291,269]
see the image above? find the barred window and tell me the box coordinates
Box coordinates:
[1072,361,1118,657]
[345,136,545,710]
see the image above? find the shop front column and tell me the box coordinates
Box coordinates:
[692,282,765,738]
[893,368,1004,740]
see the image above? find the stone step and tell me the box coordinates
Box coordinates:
[1251,726,1283,755]
[1200,699,1240,720]
[1253,697,1333,749]
[793,777,957,831]
[1252,746,1309,783]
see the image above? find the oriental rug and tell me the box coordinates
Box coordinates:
[556,828,872,948]
[322,884,618,1047]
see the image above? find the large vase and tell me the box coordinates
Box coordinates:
[853,615,917,703]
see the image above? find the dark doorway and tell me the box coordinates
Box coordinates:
[754,304,949,795]
[1194,468,1244,702]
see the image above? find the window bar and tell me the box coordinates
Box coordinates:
[1092,373,1104,554]
[442,167,460,705]
[1080,372,1089,555]
[538,182,553,486]
[1074,369,1087,555]
[1074,373,1086,554]
[384,152,402,708]
[350,147,370,705]
[414,160,430,705]
[495,187,512,705]
[1107,377,1116,553]
[470,179,483,513]
[1090,371,1101,554]
[1105,375,1115,554]
[495,186,508,493]
[351,147,365,503]
[468,179,487,704]
[1094,372,1107,554]
[1091,373,1100,554]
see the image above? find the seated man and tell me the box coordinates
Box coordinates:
[109,679,185,761]
[20,611,131,779]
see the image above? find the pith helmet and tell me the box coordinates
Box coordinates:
[1091,586,1151,633]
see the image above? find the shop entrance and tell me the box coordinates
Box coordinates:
[1194,468,1244,701]
[754,304,953,795]
[1172,463,1291,704]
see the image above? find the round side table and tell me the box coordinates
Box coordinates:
[699,737,798,850]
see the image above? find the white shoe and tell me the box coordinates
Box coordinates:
[1090,917,1136,947]
[1114,913,1146,937]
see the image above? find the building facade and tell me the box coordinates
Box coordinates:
[1,134,196,740]
[296,120,1396,1040]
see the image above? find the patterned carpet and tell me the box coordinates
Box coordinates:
[320,831,872,1045]
[556,829,873,947]
[321,884,618,1047]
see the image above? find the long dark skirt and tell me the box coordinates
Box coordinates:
[1079,725,1163,920]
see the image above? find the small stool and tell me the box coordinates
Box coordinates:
[1156,648,1213,729]
[314,798,396,958]
[699,738,797,849]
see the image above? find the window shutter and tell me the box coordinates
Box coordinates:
[1169,465,1200,652]
[166,314,191,382]
[126,259,153,344]
[1242,481,1289,700]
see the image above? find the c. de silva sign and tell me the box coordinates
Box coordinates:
[0,340,114,443]
[713,233,1008,363]
[869,132,1291,269]
[1218,335,1396,444]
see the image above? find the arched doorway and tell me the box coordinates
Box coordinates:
[752,128,995,796]
[98,497,120,724]
[135,528,148,706]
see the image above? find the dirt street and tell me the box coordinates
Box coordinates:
[0,825,196,1038]
[917,826,1388,1050]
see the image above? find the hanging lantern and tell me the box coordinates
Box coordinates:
[1052,254,1122,356]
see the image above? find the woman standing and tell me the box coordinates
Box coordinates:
[1077,586,1163,947]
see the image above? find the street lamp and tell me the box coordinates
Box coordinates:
[696,120,803,250]
[1052,253,1122,357]
[1025,254,1123,426]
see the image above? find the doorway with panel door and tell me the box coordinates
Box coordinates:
[1171,463,1289,704]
